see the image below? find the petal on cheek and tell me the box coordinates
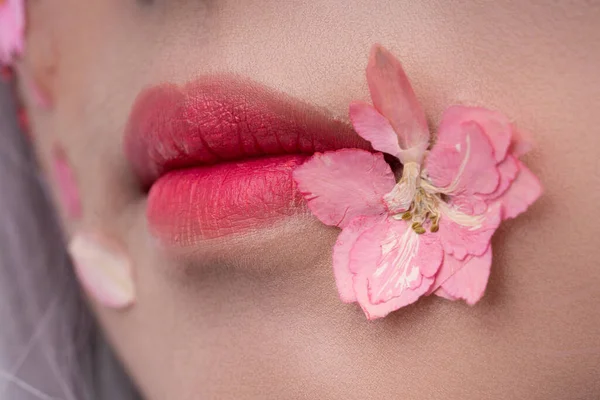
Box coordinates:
[68,233,135,309]
[52,148,82,220]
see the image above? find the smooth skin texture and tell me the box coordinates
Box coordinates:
[17,0,600,399]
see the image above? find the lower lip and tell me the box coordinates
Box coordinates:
[147,155,308,243]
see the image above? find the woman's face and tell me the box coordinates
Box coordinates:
[19,0,600,398]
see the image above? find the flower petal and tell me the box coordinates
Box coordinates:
[349,101,402,159]
[487,155,520,200]
[0,0,25,65]
[349,218,443,319]
[293,149,395,228]
[426,120,500,197]
[440,106,513,162]
[436,248,493,305]
[332,215,385,303]
[452,154,520,215]
[438,202,500,260]
[496,161,542,220]
[365,44,430,164]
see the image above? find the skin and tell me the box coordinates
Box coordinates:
[17,0,600,398]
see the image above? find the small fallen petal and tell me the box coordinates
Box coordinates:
[68,233,135,309]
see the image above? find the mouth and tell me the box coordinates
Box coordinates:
[124,76,371,243]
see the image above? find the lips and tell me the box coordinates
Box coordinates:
[124,77,370,243]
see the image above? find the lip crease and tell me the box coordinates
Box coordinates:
[124,76,371,243]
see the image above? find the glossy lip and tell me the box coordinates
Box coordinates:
[124,76,371,243]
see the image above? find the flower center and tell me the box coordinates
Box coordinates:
[397,186,441,234]
[385,163,446,234]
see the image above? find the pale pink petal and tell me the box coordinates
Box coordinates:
[440,154,519,216]
[426,121,500,197]
[454,195,488,216]
[440,106,513,162]
[487,155,519,199]
[52,148,82,220]
[349,101,401,159]
[438,202,500,260]
[365,44,429,164]
[496,161,542,220]
[348,218,443,319]
[428,251,465,293]
[438,248,493,305]
[0,0,25,65]
[69,233,135,309]
[332,215,385,303]
[293,149,395,228]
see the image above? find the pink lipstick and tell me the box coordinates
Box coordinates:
[124,77,370,243]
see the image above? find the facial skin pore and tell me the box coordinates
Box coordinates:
[18,1,600,399]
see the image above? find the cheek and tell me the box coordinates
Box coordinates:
[51,146,82,220]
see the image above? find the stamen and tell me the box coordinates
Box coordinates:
[411,222,426,234]
[389,178,445,235]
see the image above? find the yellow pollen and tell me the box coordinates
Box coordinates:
[413,225,426,235]
[395,185,444,234]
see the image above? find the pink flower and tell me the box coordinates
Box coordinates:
[0,0,25,65]
[293,44,542,320]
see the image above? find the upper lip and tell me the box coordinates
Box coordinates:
[124,76,371,187]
